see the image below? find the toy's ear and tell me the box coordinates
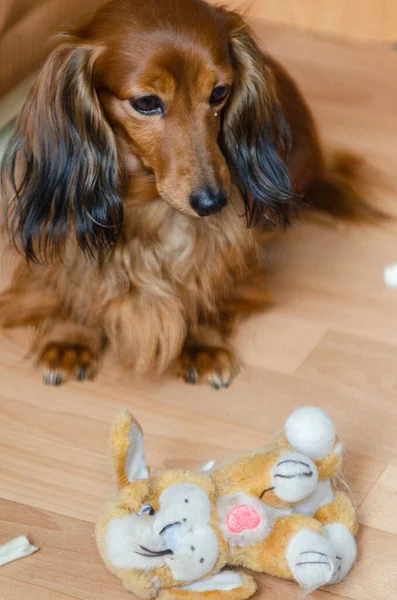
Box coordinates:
[109,411,149,489]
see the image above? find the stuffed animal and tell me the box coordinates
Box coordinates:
[96,406,358,599]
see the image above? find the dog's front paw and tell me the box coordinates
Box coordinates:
[37,342,98,386]
[178,346,240,389]
[287,529,336,589]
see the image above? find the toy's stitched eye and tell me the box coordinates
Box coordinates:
[131,95,163,115]
[209,85,230,106]
[138,504,155,516]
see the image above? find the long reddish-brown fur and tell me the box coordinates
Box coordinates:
[0,0,382,387]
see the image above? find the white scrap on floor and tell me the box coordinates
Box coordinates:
[0,535,39,567]
[384,262,397,288]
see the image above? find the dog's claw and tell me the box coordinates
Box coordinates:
[178,346,240,389]
[77,366,87,381]
[185,367,197,385]
[44,371,63,386]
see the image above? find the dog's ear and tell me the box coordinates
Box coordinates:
[1,34,123,263]
[110,411,149,489]
[221,13,295,227]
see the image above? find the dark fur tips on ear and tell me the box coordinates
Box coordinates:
[222,21,296,228]
[0,37,123,263]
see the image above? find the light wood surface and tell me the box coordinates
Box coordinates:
[250,0,397,42]
[1,18,397,600]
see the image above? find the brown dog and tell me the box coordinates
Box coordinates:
[0,0,378,387]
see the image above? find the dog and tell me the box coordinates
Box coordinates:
[0,0,379,387]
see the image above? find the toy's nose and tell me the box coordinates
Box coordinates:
[159,521,181,536]
[159,521,182,551]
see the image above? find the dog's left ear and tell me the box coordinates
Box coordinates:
[1,34,123,263]
[220,12,294,227]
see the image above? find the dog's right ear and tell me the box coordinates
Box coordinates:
[110,411,149,489]
[1,34,123,263]
[219,10,294,228]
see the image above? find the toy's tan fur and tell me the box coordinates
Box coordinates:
[96,410,358,599]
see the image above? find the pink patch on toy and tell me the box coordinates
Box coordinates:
[226,504,261,533]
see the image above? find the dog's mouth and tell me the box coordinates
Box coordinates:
[143,166,155,176]
[135,544,174,558]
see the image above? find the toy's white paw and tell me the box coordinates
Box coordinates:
[285,406,336,460]
[287,529,336,589]
[324,523,357,584]
[271,453,318,502]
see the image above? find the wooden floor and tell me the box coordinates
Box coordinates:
[1,17,397,600]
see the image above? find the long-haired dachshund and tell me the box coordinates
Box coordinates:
[0,0,379,387]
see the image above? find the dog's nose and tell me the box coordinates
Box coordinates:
[189,187,228,217]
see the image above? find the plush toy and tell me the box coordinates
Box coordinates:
[96,406,358,599]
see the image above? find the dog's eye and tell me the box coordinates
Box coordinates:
[131,96,163,115]
[138,504,156,516]
[210,85,230,106]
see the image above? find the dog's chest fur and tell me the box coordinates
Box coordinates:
[114,196,258,320]
[34,196,260,373]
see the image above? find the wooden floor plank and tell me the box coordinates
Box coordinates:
[296,330,397,465]
[359,465,397,535]
[234,312,327,374]
[0,500,132,600]
[0,577,77,600]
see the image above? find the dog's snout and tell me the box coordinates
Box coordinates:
[189,187,228,217]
